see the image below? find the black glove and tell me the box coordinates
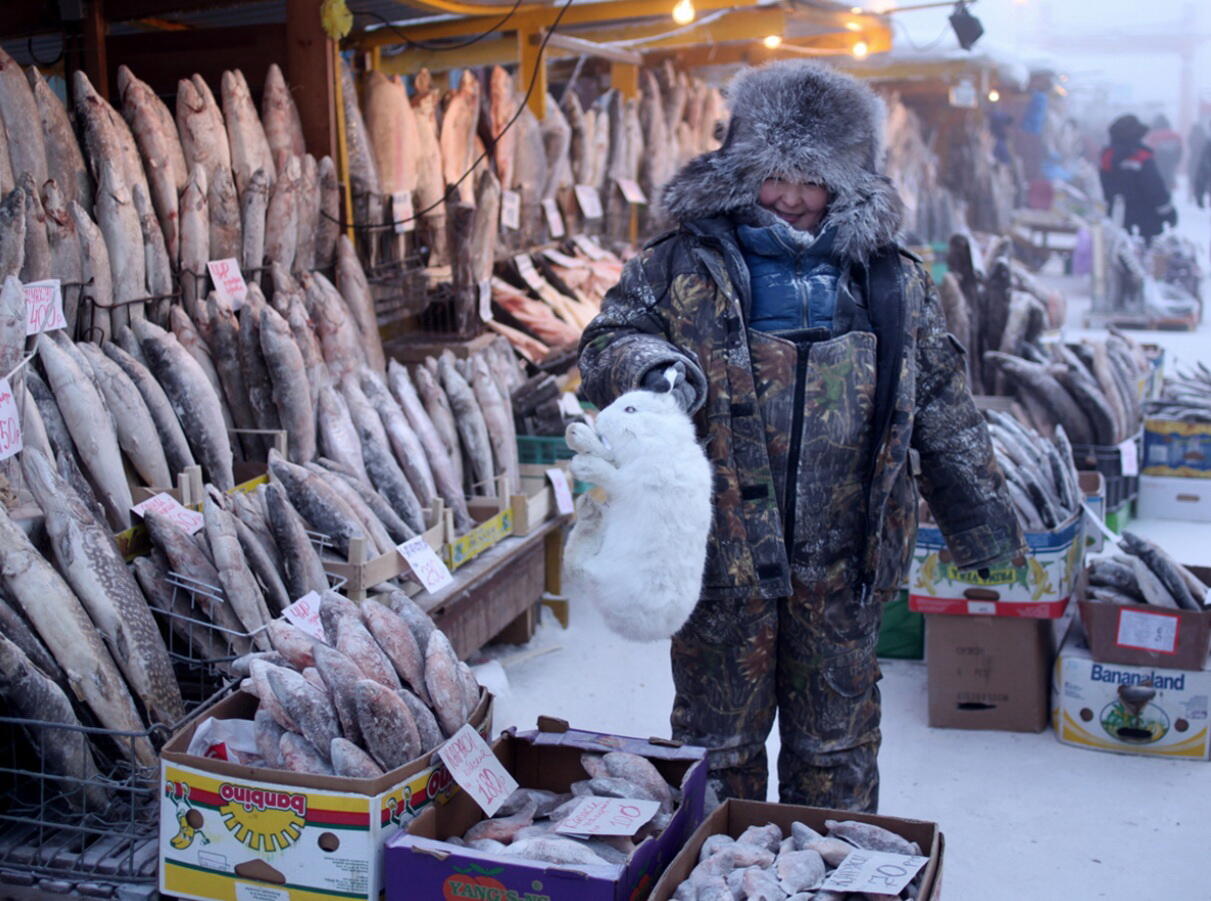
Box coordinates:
[640,361,697,412]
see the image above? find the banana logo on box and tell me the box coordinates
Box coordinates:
[217,783,308,852]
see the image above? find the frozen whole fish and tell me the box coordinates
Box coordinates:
[0,47,48,186]
[255,705,286,769]
[262,64,306,163]
[304,272,363,379]
[315,156,341,270]
[207,164,242,261]
[343,376,426,533]
[439,353,495,497]
[29,67,91,214]
[313,641,366,744]
[267,666,340,760]
[425,629,466,736]
[103,338,196,477]
[439,72,479,206]
[241,167,269,272]
[398,687,443,752]
[356,678,420,770]
[361,368,437,508]
[317,382,368,483]
[331,737,385,779]
[385,589,438,653]
[295,154,320,272]
[22,448,184,729]
[178,165,209,317]
[280,732,333,775]
[263,483,329,599]
[133,185,173,323]
[336,613,401,690]
[0,188,24,281]
[270,450,368,557]
[40,182,83,331]
[17,173,50,283]
[265,155,299,272]
[308,464,392,555]
[470,354,519,494]
[362,600,428,701]
[339,59,382,234]
[176,75,232,191]
[409,74,448,264]
[95,158,148,330]
[260,304,316,463]
[335,235,386,373]
[205,500,273,645]
[222,68,276,196]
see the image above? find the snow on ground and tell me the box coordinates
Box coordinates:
[478,197,1211,899]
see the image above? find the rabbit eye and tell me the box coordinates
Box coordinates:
[624,406,637,413]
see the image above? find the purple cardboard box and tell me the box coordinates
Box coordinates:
[385,719,707,901]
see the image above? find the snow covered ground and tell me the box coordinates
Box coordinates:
[479,199,1211,900]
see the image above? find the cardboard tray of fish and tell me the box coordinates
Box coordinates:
[1142,365,1211,479]
[1079,535,1211,670]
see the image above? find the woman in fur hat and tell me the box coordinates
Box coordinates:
[578,61,1024,812]
[1100,113,1177,244]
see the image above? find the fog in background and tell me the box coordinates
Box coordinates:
[887,0,1210,131]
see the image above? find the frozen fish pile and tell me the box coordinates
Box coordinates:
[235,590,480,777]
[985,410,1082,530]
[439,751,682,867]
[672,819,927,901]
[1147,365,1211,422]
[1086,533,1208,610]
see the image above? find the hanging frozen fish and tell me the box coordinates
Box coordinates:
[269,449,370,556]
[265,154,299,273]
[410,71,448,264]
[439,354,495,497]
[439,72,480,206]
[262,63,306,163]
[222,68,276,196]
[263,483,329,598]
[295,154,320,272]
[315,155,341,269]
[205,499,274,647]
[488,66,518,191]
[134,318,235,491]
[17,173,50,283]
[104,339,196,477]
[208,164,243,262]
[0,48,47,185]
[260,304,316,464]
[540,92,573,202]
[342,376,426,533]
[176,74,232,189]
[179,165,209,318]
[241,167,269,272]
[29,67,91,214]
[335,235,386,373]
[361,368,437,509]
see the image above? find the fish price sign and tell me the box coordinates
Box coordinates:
[0,377,21,461]
[438,724,518,817]
[23,280,66,334]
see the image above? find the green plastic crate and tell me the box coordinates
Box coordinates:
[1105,500,1135,535]
[878,590,923,660]
[517,435,590,494]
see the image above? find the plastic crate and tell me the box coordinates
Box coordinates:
[1070,432,1142,512]
[517,435,589,494]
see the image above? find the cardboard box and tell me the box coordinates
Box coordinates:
[1077,566,1211,671]
[1082,471,1106,552]
[648,799,944,901]
[1138,474,1211,522]
[1142,417,1211,479]
[1053,623,1211,759]
[909,505,1085,618]
[159,688,493,901]
[387,724,708,901]
[926,613,1069,732]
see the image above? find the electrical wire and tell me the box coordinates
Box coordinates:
[889,16,954,52]
[351,2,524,52]
[332,0,577,232]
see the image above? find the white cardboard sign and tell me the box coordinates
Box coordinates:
[554,797,660,837]
[572,234,608,261]
[0,377,21,461]
[393,191,415,233]
[437,723,519,817]
[478,279,494,322]
[546,467,574,515]
[500,190,521,231]
[1118,438,1140,477]
[514,254,546,293]
[131,492,204,535]
[23,279,66,334]
[282,592,326,642]
[543,248,582,269]
[574,184,603,220]
[398,536,453,593]
[541,197,565,237]
[615,177,647,205]
[819,849,929,896]
[1116,607,1180,654]
[207,259,248,310]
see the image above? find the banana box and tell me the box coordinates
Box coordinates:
[1052,623,1211,760]
[909,504,1085,618]
[160,689,493,901]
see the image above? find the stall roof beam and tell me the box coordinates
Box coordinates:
[539,30,642,65]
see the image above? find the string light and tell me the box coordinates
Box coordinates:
[763,34,782,48]
[852,40,869,58]
[672,0,695,25]
[988,89,1000,102]
[846,21,862,31]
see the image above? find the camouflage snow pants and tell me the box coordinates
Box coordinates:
[671,327,884,812]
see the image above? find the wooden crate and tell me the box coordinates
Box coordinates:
[326,500,447,602]
[511,463,572,536]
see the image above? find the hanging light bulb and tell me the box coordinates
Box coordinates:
[763,34,783,49]
[988,89,1001,102]
[846,21,862,31]
[852,40,869,59]
[672,0,695,25]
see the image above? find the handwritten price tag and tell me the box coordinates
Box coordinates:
[541,197,565,237]
[207,259,248,311]
[615,177,647,205]
[547,467,574,515]
[543,248,582,269]
[1118,438,1139,478]
[500,189,521,231]
[23,280,66,335]
[398,536,453,593]
[478,280,494,322]
[392,191,415,234]
[437,723,518,817]
[1116,607,1180,654]
[282,592,326,642]
[574,184,603,220]
[0,377,22,462]
[514,254,546,293]
[572,234,608,261]
[555,797,660,837]
[131,492,204,535]
[820,849,928,896]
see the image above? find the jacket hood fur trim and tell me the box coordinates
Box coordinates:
[659,60,903,263]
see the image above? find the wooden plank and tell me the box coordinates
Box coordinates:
[84,0,110,102]
[286,0,336,160]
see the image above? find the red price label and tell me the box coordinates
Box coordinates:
[398,536,453,593]
[24,280,66,335]
[282,592,326,642]
[0,377,21,461]
[554,797,660,837]
[207,258,249,310]
[131,492,204,534]
[437,723,518,816]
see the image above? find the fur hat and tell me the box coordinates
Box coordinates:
[660,60,903,263]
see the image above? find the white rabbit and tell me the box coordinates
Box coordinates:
[562,388,713,641]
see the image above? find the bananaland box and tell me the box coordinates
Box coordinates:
[159,688,492,901]
[1053,624,1211,759]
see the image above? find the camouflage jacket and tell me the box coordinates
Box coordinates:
[579,216,1025,600]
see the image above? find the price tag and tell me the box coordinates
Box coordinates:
[0,377,22,462]
[131,492,204,535]
[478,279,493,322]
[615,177,647,205]
[1116,607,1180,654]
[500,190,521,231]
[392,191,415,234]
[282,592,326,642]
[23,279,66,334]
[543,248,582,269]
[554,797,660,837]
[574,184,602,220]
[514,254,546,292]
[572,234,608,261]
[966,600,997,616]
[819,849,929,896]
[207,259,248,311]
[437,723,519,817]
[541,197,565,237]
[546,467,574,515]
[557,392,583,419]
[1118,438,1139,477]
[398,535,453,593]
